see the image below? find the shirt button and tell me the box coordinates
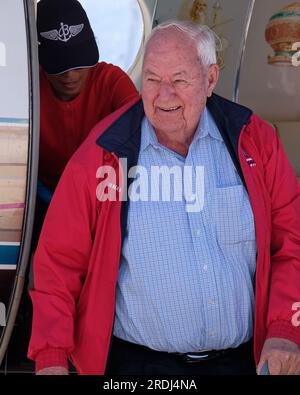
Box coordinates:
[196,229,202,237]
[209,331,217,337]
[203,265,208,272]
[208,298,218,306]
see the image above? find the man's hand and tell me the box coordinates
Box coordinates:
[36,366,69,375]
[257,338,300,375]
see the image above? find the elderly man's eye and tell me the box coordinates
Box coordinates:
[174,79,187,85]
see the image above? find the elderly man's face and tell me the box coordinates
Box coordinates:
[142,31,219,141]
[46,67,90,102]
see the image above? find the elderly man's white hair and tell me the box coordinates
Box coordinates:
[144,21,218,68]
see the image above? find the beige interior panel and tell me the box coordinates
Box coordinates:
[0,208,24,230]
[273,122,300,179]
[0,126,28,165]
[0,230,21,243]
[0,176,26,205]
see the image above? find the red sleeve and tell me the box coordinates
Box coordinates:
[260,121,300,346]
[108,66,140,111]
[27,159,96,371]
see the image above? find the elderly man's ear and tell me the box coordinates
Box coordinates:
[206,64,219,97]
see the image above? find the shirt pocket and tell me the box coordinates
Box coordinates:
[211,184,256,245]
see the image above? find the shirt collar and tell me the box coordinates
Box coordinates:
[140,106,223,152]
[140,116,160,152]
[193,106,223,143]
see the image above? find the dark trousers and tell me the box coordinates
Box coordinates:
[105,337,257,375]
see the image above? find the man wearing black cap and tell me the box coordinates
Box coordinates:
[37,0,139,192]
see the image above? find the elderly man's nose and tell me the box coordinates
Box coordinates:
[158,81,175,98]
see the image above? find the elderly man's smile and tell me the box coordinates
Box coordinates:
[157,106,182,112]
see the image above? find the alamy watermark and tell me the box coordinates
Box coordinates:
[292,42,300,67]
[292,302,300,327]
[96,159,205,213]
[0,302,6,327]
[0,42,6,67]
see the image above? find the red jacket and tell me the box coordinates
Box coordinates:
[39,62,139,190]
[28,95,300,374]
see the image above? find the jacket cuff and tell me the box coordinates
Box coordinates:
[266,321,300,348]
[35,349,68,373]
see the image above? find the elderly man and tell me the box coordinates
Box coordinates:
[28,21,300,375]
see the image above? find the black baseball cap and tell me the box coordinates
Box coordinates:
[37,0,99,74]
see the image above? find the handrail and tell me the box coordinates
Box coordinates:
[233,0,256,103]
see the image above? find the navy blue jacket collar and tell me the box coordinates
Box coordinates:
[96,93,252,158]
[96,93,253,185]
[96,93,253,243]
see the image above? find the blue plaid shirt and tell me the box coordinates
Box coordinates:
[113,108,257,352]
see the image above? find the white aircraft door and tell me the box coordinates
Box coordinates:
[0,0,39,366]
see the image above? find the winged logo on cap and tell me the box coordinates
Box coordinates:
[40,22,84,43]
